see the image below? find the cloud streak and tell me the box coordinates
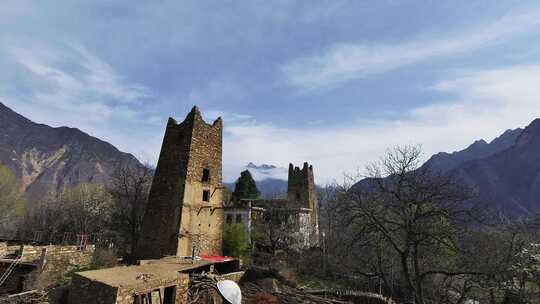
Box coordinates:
[0,42,160,162]
[282,7,540,91]
[224,64,540,183]
[11,44,151,107]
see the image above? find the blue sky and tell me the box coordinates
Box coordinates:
[1,1,540,183]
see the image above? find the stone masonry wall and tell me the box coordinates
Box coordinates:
[68,274,118,304]
[0,245,95,294]
[136,114,193,260]
[136,106,224,260]
[32,245,95,289]
[115,273,189,304]
[177,109,223,257]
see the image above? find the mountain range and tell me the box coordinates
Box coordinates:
[357,119,540,216]
[0,102,141,201]
[423,128,523,172]
[445,120,540,216]
[1,102,539,215]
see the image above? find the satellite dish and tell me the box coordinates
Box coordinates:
[217,280,242,304]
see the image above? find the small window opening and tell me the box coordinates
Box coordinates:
[236,214,242,223]
[202,168,210,182]
[164,286,176,304]
[296,193,301,201]
[202,190,210,202]
[226,214,233,224]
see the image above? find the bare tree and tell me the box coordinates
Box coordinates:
[60,182,112,235]
[252,208,306,256]
[342,145,481,304]
[108,163,153,261]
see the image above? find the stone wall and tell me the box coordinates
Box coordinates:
[69,272,190,304]
[0,245,95,294]
[18,244,94,264]
[116,273,189,304]
[68,274,118,304]
[178,109,223,257]
[136,114,192,260]
[33,245,95,289]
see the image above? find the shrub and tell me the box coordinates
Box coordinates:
[223,223,251,257]
[91,248,118,269]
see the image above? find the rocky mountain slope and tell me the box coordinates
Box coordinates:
[354,119,540,216]
[0,102,142,201]
[451,119,540,215]
[423,128,523,172]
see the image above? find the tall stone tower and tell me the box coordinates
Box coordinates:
[287,162,320,247]
[136,106,224,260]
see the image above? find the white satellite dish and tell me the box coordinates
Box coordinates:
[217,280,242,304]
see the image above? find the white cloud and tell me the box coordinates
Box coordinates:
[0,43,158,162]
[10,44,150,107]
[223,65,540,183]
[282,7,540,91]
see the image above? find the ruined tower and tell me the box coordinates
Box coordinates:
[287,162,320,247]
[136,106,224,260]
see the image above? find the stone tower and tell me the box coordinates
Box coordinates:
[136,106,224,260]
[287,162,320,247]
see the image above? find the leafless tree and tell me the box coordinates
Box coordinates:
[341,145,483,304]
[108,163,153,261]
[253,209,304,256]
[60,182,112,235]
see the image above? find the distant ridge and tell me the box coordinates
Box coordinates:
[0,102,142,201]
[354,119,540,216]
[451,119,540,215]
[423,128,523,172]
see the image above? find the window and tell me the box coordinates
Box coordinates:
[226,214,233,224]
[202,168,210,182]
[202,190,210,202]
[236,214,242,223]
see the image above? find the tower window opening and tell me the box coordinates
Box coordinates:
[202,190,210,202]
[236,214,242,223]
[202,168,210,182]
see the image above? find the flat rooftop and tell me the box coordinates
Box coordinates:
[75,257,212,287]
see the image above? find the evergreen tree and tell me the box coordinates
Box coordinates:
[232,170,260,201]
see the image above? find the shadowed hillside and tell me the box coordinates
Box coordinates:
[0,102,142,201]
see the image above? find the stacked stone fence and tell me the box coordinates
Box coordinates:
[310,288,396,304]
[0,244,96,293]
[12,231,116,249]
